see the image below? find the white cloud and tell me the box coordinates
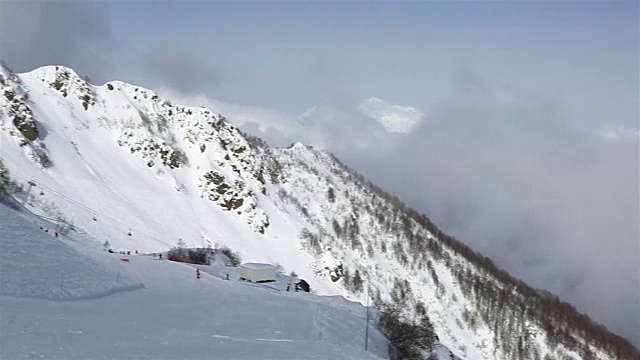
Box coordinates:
[597,125,640,141]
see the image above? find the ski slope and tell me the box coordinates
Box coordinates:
[0,195,143,300]
[0,197,390,360]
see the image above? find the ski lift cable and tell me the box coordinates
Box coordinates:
[8,171,173,248]
[11,171,172,248]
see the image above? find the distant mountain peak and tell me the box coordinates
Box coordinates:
[359,97,425,134]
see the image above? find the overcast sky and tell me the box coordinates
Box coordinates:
[1,0,638,346]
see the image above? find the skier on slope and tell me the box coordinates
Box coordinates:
[196,268,201,279]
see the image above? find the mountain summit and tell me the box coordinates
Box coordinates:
[358,97,425,134]
[1,64,638,360]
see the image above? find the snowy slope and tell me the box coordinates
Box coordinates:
[0,195,143,300]
[0,197,390,359]
[1,65,638,360]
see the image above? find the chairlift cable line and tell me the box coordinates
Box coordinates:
[10,170,172,247]
[8,171,173,248]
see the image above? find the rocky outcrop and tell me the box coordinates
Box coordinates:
[0,65,50,167]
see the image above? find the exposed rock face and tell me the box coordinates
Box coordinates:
[48,66,95,110]
[0,65,49,167]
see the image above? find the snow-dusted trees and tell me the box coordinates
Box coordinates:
[342,268,364,294]
[374,277,435,360]
[377,301,435,360]
[0,159,9,191]
[351,269,364,292]
[300,228,322,255]
[332,219,342,238]
[327,186,336,203]
[166,239,210,265]
[219,245,241,267]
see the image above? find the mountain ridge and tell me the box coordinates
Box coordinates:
[1,64,638,360]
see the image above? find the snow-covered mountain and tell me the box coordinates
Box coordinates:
[1,65,638,360]
[358,97,425,134]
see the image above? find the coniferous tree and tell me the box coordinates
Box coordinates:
[352,269,364,293]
